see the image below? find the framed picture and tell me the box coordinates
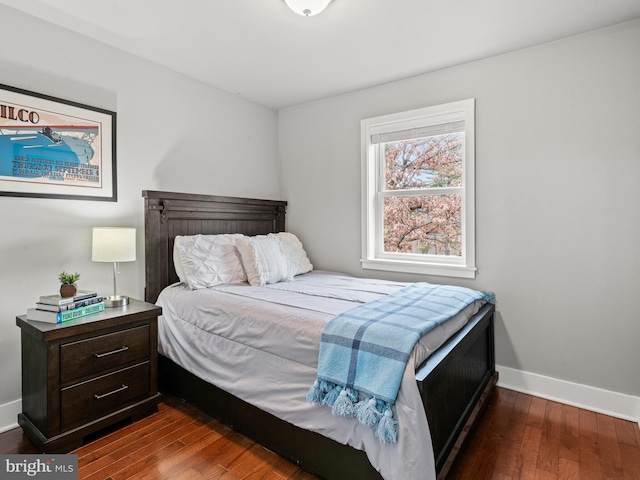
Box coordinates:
[0,83,117,201]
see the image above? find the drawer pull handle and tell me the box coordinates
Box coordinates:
[94,346,129,358]
[94,384,128,400]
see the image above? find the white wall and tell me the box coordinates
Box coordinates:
[0,4,280,419]
[279,20,640,408]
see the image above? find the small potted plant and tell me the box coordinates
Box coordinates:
[58,271,80,298]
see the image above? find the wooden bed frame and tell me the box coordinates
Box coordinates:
[143,190,497,479]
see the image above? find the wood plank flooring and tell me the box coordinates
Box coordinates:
[447,388,640,480]
[2,387,639,479]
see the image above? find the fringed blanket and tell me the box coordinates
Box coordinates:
[307,283,495,443]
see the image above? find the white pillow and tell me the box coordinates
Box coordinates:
[173,234,247,289]
[236,235,292,286]
[173,241,187,283]
[269,232,313,276]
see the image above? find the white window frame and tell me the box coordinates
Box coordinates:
[361,99,476,279]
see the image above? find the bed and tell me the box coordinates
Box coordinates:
[142,190,497,480]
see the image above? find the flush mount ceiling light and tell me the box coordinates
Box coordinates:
[284,0,333,16]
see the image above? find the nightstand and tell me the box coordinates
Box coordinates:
[16,299,162,453]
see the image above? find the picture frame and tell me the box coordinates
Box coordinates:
[0,83,117,201]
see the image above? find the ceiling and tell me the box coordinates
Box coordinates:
[2,0,640,110]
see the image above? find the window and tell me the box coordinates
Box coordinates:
[361,99,476,278]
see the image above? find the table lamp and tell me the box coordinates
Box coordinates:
[92,227,136,307]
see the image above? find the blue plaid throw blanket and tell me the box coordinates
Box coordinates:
[307,283,494,443]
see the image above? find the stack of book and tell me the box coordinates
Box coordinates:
[26,290,105,324]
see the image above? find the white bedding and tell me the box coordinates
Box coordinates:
[156,270,484,480]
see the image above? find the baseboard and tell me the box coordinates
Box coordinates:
[497,365,640,427]
[0,398,21,434]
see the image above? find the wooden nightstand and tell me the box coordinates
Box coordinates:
[16,299,162,453]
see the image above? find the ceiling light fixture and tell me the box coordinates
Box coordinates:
[284,0,333,16]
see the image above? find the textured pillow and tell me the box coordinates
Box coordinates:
[236,235,292,286]
[174,234,247,289]
[269,232,313,276]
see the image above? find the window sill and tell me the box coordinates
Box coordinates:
[360,258,476,279]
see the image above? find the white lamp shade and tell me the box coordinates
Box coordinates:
[92,227,136,263]
[284,0,332,16]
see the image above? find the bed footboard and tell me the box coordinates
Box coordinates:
[416,302,497,479]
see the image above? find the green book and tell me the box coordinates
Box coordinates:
[27,302,105,324]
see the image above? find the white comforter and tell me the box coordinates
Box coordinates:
[156,270,482,480]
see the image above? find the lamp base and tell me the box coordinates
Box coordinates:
[104,295,129,308]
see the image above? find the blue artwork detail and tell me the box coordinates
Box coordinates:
[0,128,94,180]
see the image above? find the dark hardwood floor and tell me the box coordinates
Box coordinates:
[2,387,639,479]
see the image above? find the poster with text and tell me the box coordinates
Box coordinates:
[0,84,116,201]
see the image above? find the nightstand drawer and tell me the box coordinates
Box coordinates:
[60,324,150,384]
[60,361,150,431]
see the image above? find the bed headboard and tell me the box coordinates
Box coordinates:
[142,190,287,304]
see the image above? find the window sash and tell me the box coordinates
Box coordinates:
[376,191,466,262]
